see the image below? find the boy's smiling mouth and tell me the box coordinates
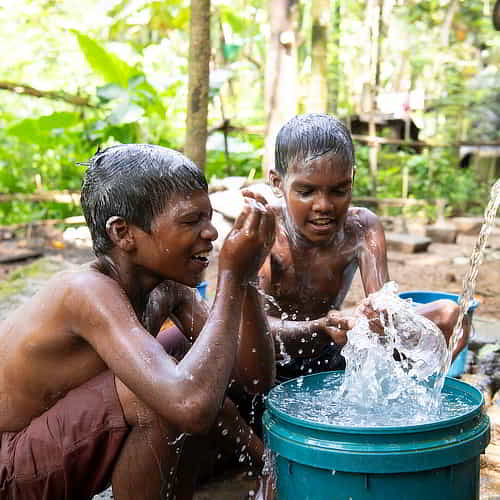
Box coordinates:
[308,217,335,231]
[191,249,211,266]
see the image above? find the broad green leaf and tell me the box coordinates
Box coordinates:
[71,30,136,87]
[7,112,81,141]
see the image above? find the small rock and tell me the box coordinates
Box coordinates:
[452,256,470,265]
[452,217,484,235]
[493,390,500,407]
[488,406,500,446]
[477,344,500,389]
[445,271,457,283]
[385,233,432,253]
[425,224,458,244]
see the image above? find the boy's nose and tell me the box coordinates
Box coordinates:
[201,221,218,241]
[312,193,334,212]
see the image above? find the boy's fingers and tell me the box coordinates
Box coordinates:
[258,205,276,247]
[241,190,268,206]
[232,202,251,230]
[241,198,262,234]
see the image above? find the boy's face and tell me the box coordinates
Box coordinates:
[133,190,218,287]
[272,153,353,245]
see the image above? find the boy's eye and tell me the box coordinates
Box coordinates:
[296,188,313,196]
[183,214,202,224]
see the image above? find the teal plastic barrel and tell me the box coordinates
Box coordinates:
[263,371,490,500]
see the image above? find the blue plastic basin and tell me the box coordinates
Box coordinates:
[398,291,479,377]
[195,281,208,299]
[263,371,490,500]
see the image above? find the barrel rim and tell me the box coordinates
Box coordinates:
[266,371,484,434]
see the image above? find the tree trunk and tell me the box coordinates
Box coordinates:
[185,0,211,171]
[328,0,341,114]
[263,0,299,176]
[308,0,329,113]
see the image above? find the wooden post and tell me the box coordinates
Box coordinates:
[368,118,378,196]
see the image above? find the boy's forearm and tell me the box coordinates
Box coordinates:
[235,284,276,393]
[176,271,247,421]
[268,316,330,358]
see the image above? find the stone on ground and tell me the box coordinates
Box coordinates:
[385,233,432,253]
[425,224,458,244]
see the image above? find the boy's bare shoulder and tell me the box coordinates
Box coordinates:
[46,264,130,313]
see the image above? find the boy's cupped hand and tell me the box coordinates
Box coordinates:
[318,310,356,346]
[219,190,276,284]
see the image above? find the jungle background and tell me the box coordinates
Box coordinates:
[1,0,499,223]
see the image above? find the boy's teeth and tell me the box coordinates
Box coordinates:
[193,251,210,258]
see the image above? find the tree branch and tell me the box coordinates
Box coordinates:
[0,81,95,107]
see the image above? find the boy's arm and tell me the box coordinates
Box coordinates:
[173,191,276,393]
[234,283,276,393]
[267,313,351,357]
[233,190,276,393]
[357,209,390,295]
[77,199,273,435]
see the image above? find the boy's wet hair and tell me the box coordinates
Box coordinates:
[81,144,208,256]
[275,113,355,176]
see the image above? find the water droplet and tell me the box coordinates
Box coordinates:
[298,349,303,354]
[222,429,229,436]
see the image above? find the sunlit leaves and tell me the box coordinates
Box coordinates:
[6,112,81,145]
[72,30,137,88]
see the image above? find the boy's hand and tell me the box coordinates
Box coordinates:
[317,310,356,346]
[358,300,387,336]
[219,190,276,283]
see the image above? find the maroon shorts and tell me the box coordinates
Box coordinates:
[0,371,129,500]
[0,328,189,500]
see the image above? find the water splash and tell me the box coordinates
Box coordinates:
[339,282,448,414]
[448,179,500,370]
[254,287,292,364]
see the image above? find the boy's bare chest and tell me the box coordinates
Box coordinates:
[265,247,358,318]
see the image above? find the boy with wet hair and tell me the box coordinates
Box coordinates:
[258,113,462,382]
[0,144,276,499]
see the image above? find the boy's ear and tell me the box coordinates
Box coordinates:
[106,216,136,251]
[269,169,284,198]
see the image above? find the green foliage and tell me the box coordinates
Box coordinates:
[0,0,496,227]
[353,143,486,219]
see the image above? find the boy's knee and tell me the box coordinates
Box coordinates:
[438,299,459,328]
[157,326,191,361]
[115,377,165,429]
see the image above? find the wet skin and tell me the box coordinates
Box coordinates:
[259,153,461,361]
[260,153,389,358]
[0,190,276,432]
